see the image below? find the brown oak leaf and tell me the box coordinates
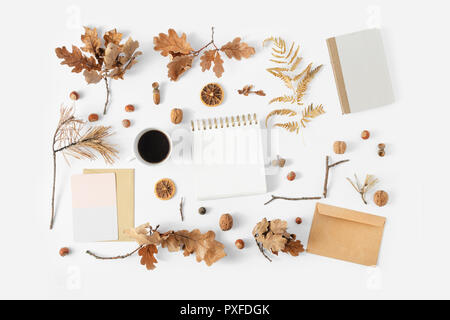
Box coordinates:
[262,232,287,252]
[154,29,193,57]
[282,240,305,257]
[160,233,183,252]
[80,27,101,55]
[220,38,255,60]
[104,43,121,69]
[200,50,216,72]
[55,45,99,73]
[138,244,158,270]
[194,231,226,266]
[252,218,269,237]
[121,37,141,61]
[269,219,288,235]
[103,29,123,47]
[213,51,224,78]
[83,70,103,84]
[167,55,193,81]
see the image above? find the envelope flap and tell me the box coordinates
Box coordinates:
[316,203,386,227]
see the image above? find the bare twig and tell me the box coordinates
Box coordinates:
[179,197,184,222]
[323,156,350,198]
[192,27,218,56]
[103,77,110,115]
[264,195,322,206]
[86,245,143,260]
[255,239,272,262]
[346,174,378,205]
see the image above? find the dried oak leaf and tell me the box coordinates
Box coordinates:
[269,219,288,234]
[213,51,224,78]
[220,37,255,60]
[55,45,99,73]
[104,43,121,69]
[263,232,287,253]
[282,240,305,257]
[200,50,216,72]
[160,233,183,252]
[138,244,158,270]
[154,29,193,57]
[80,27,101,55]
[168,55,193,81]
[83,70,103,84]
[103,29,123,47]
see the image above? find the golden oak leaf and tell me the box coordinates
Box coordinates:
[55,45,99,73]
[167,55,193,81]
[220,38,255,60]
[104,43,121,69]
[270,219,288,235]
[83,70,103,84]
[80,27,101,55]
[121,37,141,60]
[200,50,216,72]
[154,29,193,57]
[281,240,305,256]
[213,51,224,78]
[103,29,123,47]
[138,244,158,270]
[252,218,269,237]
[194,231,226,266]
[176,229,202,257]
[261,232,287,252]
[160,233,182,252]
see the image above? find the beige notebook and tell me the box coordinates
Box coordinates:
[327,29,394,114]
[307,203,386,266]
[84,169,135,241]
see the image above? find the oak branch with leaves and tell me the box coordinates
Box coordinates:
[50,106,118,229]
[55,27,142,115]
[86,223,226,270]
[153,27,255,81]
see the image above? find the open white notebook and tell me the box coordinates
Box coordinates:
[192,114,267,200]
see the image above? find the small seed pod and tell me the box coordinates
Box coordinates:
[378,143,386,157]
[152,82,160,105]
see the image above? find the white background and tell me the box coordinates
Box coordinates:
[0,0,448,300]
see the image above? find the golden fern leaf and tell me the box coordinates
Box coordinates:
[290,57,302,72]
[293,63,312,82]
[281,74,293,90]
[296,65,323,104]
[270,59,288,64]
[288,45,300,65]
[285,42,295,61]
[300,104,325,128]
[269,95,296,105]
[265,108,297,127]
[274,121,300,134]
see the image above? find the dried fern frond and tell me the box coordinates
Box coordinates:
[265,108,297,127]
[296,64,323,104]
[264,37,300,70]
[274,121,300,134]
[269,95,296,105]
[300,104,325,128]
[346,174,379,205]
[293,63,312,82]
[290,57,302,72]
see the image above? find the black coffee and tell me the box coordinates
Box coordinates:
[137,130,171,164]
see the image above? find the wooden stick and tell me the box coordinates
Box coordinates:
[323,156,350,198]
[86,245,143,260]
[179,197,184,222]
[264,195,322,206]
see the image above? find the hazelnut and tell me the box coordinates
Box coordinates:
[287,171,296,181]
[378,143,386,157]
[198,207,207,215]
[88,113,99,122]
[219,214,233,231]
[235,239,245,250]
[125,104,135,112]
[122,119,131,128]
[170,108,183,124]
[333,141,347,154]
[59,247,70,257]
[361,130,370,140]
[295,217,302,225]
[69,91,79,101]
[374,190,389,207]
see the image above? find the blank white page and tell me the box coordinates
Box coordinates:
[192,119,267,200]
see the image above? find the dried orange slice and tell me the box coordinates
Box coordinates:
[154,178,176,200]
[200,83,224,107]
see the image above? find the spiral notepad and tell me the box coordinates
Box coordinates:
[191,114,267,200]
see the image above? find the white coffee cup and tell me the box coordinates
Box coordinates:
[133,128,172,166]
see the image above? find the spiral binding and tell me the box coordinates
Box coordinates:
[191,114,258,131]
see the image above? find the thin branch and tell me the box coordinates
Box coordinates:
[86,245,143,260]
[264,195,322,206]
[191,27,218,56]
[103,77,110,115]
[179,197,184,222]
[255,239,272,262]
[50,152,57,229]
[323,156,350,198]
[346,174,378,205]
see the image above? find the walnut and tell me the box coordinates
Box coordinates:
[170,108,183,124]
[333,141,347,154]
[374,190,389,207]
[154,178,176,200]
[219,214,233,231]
[200,83,224,107]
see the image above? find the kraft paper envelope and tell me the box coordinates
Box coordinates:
[307,203,386,266]
[84,169,135,241]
